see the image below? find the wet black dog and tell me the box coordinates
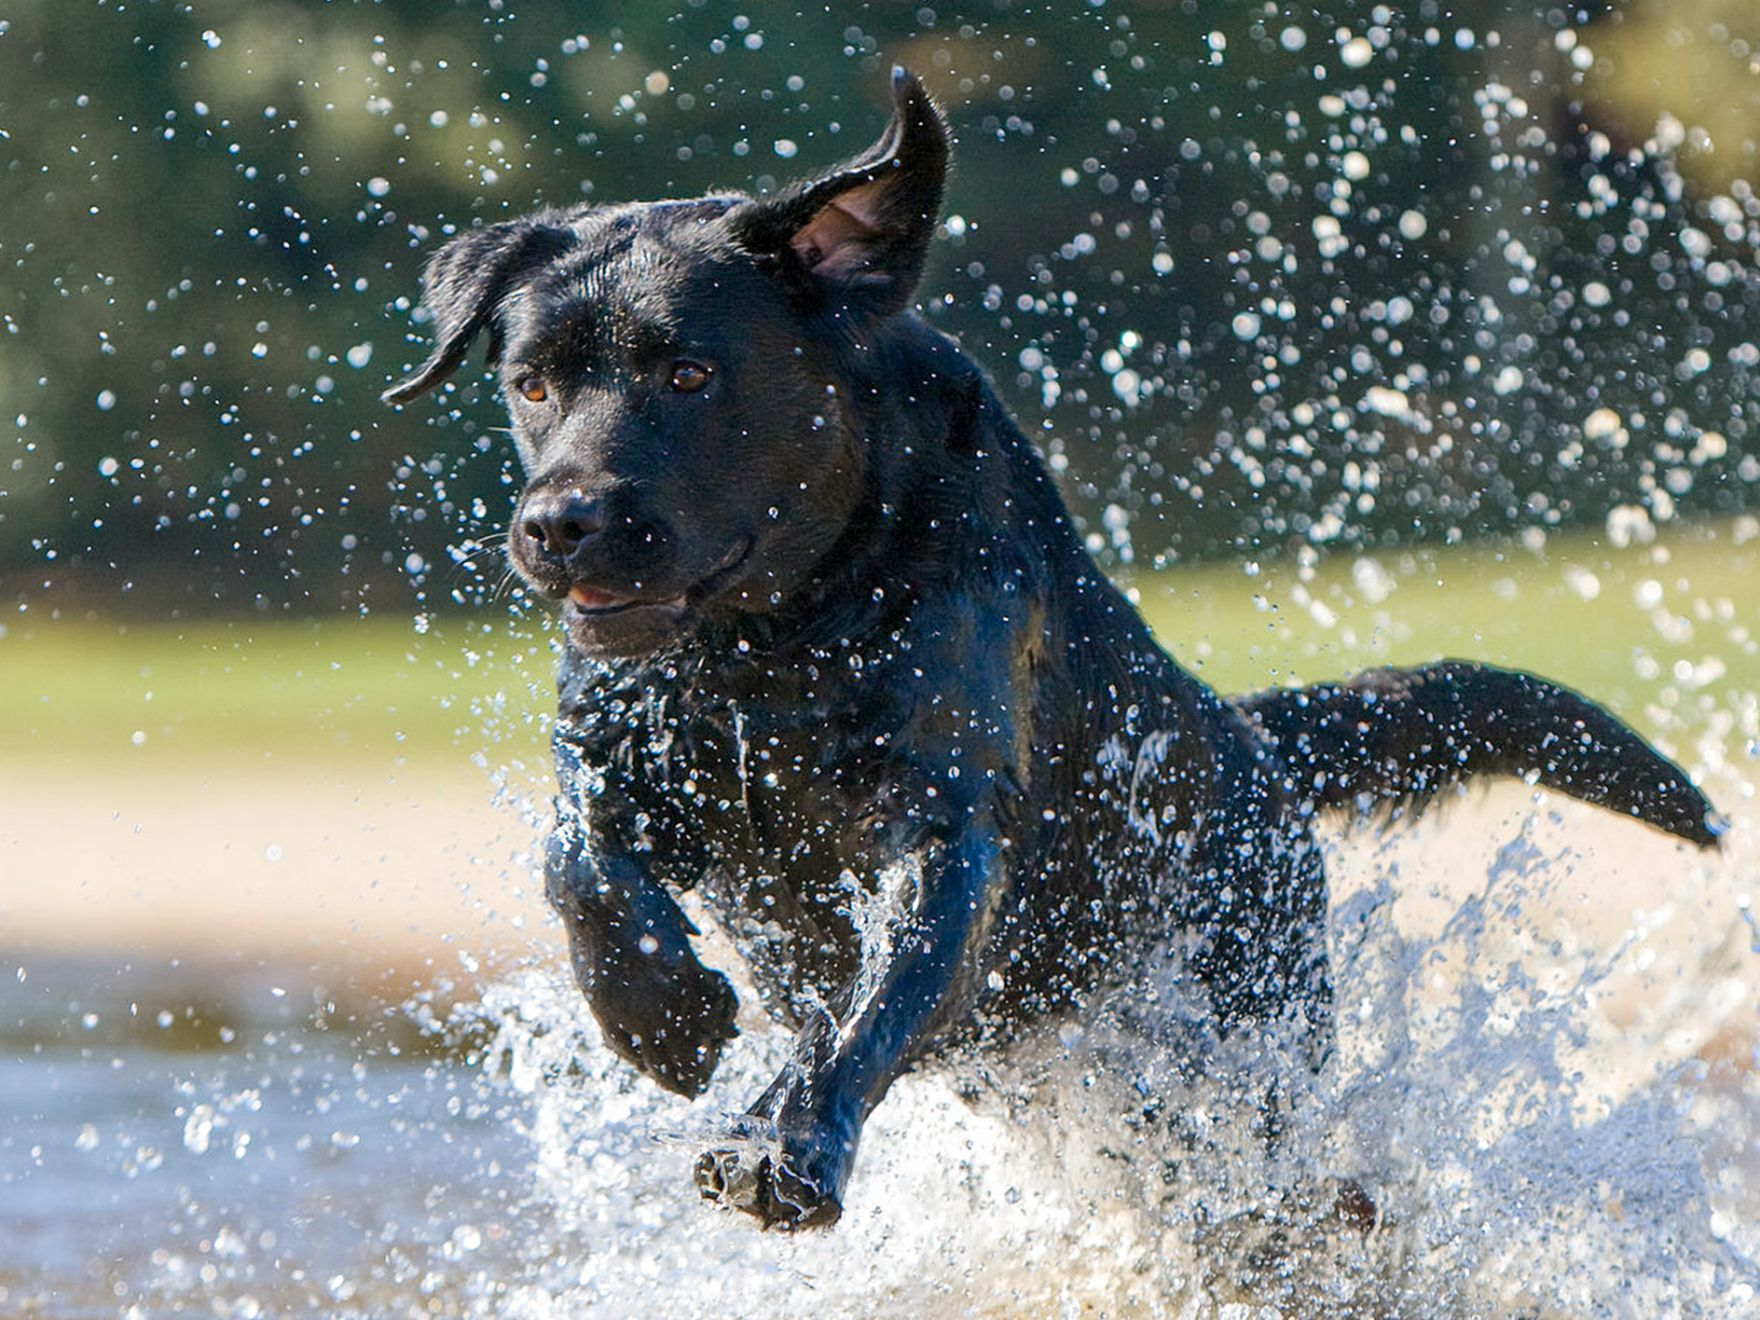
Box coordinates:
[385,71,1721,1229]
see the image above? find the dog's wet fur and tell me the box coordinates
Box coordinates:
[385,71,1722,1229]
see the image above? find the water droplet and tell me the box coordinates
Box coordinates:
[183,1105,214,1154]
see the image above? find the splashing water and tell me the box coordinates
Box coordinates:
[415,794,1757,1319]
[10,792,1752,1317]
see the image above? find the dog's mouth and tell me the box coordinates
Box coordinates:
[567,584,688,616]
[563,536,752,629]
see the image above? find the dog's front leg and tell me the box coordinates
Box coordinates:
[546,803,739,1097]
[695,825,1001,1228]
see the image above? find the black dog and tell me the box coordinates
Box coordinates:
[385,71,1721,1229]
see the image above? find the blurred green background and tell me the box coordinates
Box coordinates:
[1,0,1757,858]
[1,0,1757,621]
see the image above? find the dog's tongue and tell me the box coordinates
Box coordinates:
[568,585,628,611]
[568,585,689,611]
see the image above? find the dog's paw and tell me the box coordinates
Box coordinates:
[594,960,739,1097]
[694,1138,844,1230]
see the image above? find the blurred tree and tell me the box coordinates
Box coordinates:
[0,0,1754,616]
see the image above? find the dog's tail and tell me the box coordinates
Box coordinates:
[1237,660,1723,848]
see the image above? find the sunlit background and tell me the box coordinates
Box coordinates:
[2,2,1757,1315]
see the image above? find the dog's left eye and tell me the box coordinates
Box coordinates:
[517,375,548,404]
[669,361,711,394]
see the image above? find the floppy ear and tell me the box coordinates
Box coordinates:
[727,68,949,318]
[381,218,575,405]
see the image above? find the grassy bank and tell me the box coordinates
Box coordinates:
[1134,517,1759,729]
[2,519,1754,768]
[0,610,557,769]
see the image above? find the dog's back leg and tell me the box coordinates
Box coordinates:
[1184,825,1333,1052]
[1237,661,1723,847]
[1178,727,1335,1066]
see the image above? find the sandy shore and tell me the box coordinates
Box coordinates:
[0,759,563,992]
[3,757,1753,1069]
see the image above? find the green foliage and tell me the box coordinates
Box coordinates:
[6,519,1750,762]
[1,1,1756,616]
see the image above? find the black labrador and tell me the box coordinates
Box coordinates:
[384,70,1722,1229]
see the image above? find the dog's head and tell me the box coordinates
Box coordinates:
[384,70,949,658]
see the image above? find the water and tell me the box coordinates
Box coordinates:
[1,956,533,1318]
[8,797,1755,1318]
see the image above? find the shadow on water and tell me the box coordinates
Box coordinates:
[14,802,1750,1318]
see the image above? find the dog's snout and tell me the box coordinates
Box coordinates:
[520,490,606,559]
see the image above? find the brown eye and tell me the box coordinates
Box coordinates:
[670,360,711,394]
[517,374,547,404]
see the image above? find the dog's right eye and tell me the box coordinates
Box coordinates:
[517,375,548,404]
[669,361,712,394]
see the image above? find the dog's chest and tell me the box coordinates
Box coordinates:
[566,644,916,831]
[560,654,915,1011]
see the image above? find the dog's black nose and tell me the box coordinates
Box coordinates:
[520,490,606,559]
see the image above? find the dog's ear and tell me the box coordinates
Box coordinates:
[382,219,575,405]
[728,68,948,317]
